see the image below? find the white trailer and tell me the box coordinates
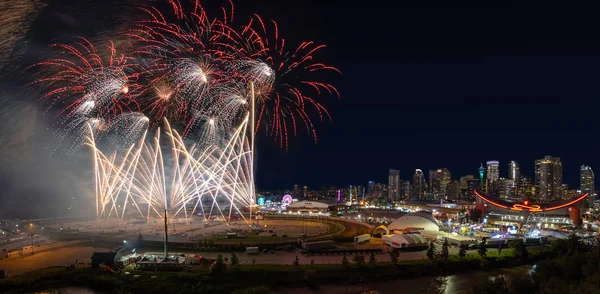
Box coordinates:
[246,247,259,254]
[354,234,371,243]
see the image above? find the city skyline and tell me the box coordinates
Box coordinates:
[282,156,593,193]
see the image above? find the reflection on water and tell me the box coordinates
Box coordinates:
[35,287,99,294]
[275,266,532,294]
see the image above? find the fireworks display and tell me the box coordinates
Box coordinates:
[32,0,339,223]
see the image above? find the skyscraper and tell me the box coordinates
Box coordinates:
[412,169,427,200]
[401,181,411,200]
[465,179,480,201]
[368,181,375,195]
[508,161,520,186]
[429,168,451,200]
[388,169,401,202]
[459,175,475,191]
[581,165,595,206]
[535,156,562,202]
[446,180,460,201]
[486,161,500,183]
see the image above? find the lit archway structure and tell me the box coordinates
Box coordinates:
[474,190,589,226]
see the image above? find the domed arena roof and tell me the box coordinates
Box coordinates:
[388,211,439,232]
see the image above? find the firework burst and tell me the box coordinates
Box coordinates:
[34,0,338,222]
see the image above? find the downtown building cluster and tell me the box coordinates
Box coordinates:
[259,155,596,208]
[386,156,596,206]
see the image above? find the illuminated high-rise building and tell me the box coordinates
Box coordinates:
[446,180,460,201]
[293,184,299,198]
[465,179,480,201]
[508,161,520,187]
[368,181,375,195]
[412,169,427,200]
[535,155,562,202]
[581,165,595,206]
[429,168,451,200]
[303,185,308,199]
[388,169,401,202]
[401,181,411,200]
[460,175,475,191]
[486,161,500,183]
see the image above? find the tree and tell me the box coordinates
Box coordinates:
[231,253,239,265]
[509,239,528,262]
[369,252,376,265]
[441,238,449,260]
[210,254,226,275]
[353,255,365,266]
[478,238,488,257]
[389,249,400,264]
[342,255,350,267]
[458,244,467,258]
[427,241,437,260]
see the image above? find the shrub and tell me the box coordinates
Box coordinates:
[441,238,449,260]
[353,255,365,266]
[427,241,436,260]
[458,245,467,258]
[478,238,487,258]
[231,253,239,266]
[389,249,400,264]
[369,252,376,265]
[342,255,350,267]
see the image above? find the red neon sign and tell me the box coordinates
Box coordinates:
[475,191,588,212]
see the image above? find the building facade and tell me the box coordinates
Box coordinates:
[581,165,595,207]
[535,156,563,202]
[388,169,401,202]
[486,161,500,184]
[412,169,427,201]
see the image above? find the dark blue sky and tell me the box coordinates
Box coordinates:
[248,1,600,190]
[6,0,600,194]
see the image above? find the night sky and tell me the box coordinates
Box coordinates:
[252,1,600,190]
[2,1,600,217]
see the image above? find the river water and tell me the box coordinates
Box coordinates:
[275,266,532,294]
[36,266,531,294]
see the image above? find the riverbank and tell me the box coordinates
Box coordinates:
[0,247,552,294]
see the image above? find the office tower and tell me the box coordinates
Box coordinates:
[508,161,520,187]
[388,169,401,202]
[368,181,375,195]
[446,180,460,201]
[412,169,427,200]
[293,184,299,198]
[459,175,475,191]
[429,168,451,200]
[303,185,308,199]
[486,161,500,183]
[401,181,411,200]
[581,165,595,206]
[535,156,563,202]
[465,179,480,201]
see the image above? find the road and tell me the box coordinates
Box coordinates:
[0,245,109,276]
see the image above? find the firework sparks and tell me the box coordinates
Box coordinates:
[34,0,338,222]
